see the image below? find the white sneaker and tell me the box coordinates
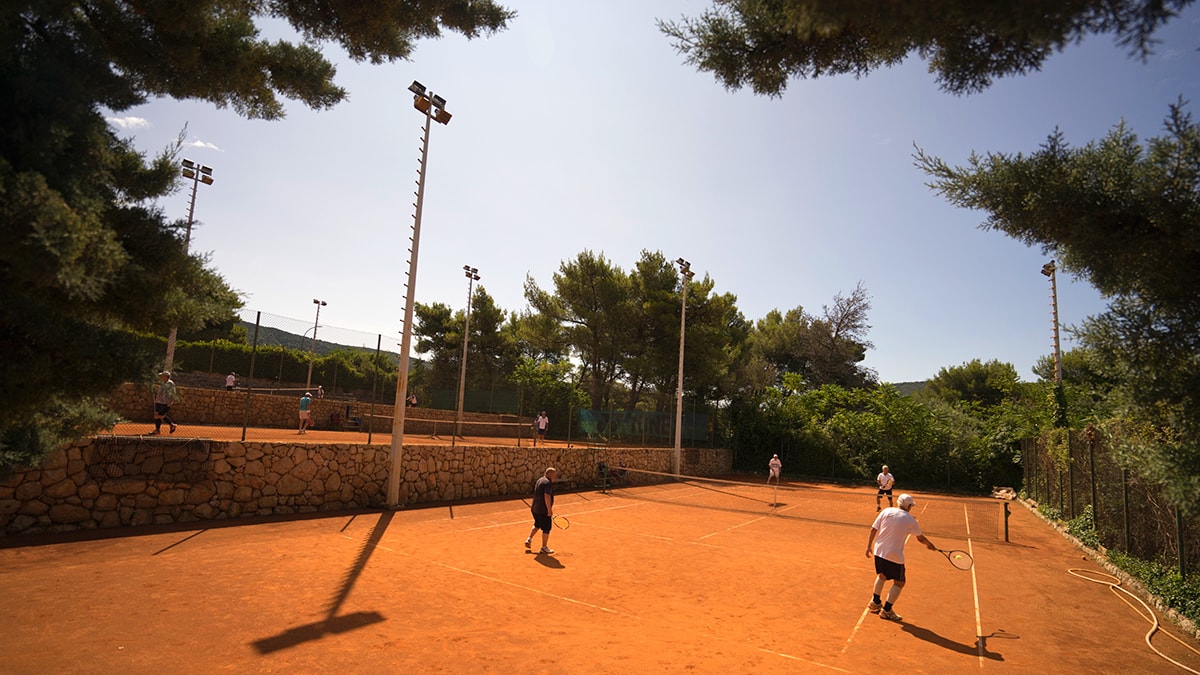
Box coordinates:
[539,547,554,554]
[879,609,902,622]
[524,539,531,549]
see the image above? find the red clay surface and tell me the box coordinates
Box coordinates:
[2,479,1198,673]
[106,422,569,447]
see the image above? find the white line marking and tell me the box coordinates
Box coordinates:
[698,515,769,540]
[760,648,851,672]
[842,607,871,654]
[457,501,647,533]
[964,504,984,668]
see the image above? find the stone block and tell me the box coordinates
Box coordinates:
[7,514,38,534]
[158,489,186,506]
[44,480,78,499]
[14,482,42,501]
[41,450,69,470]
[142,455,164,474]
[48,503,91,523]
[102,479,147,495]
[277,474,307,495]
[186,484,216,505]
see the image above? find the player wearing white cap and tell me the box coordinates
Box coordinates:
[864,493,938,622]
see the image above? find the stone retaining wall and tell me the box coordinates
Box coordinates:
[0,439,731,537]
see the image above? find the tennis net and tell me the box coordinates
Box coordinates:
[601,467,1010,542]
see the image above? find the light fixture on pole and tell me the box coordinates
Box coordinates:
[307,299,327,391]
[1041,260,1067,427]
[164,159,214,371]
[453,265,481,446]
[388,81,452,508]
[674,258,695,476]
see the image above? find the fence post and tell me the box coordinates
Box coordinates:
[1088,429,1097,512]
[240,312,261,442]
[1070,429,1080,514]
[1177,507,1186,578]
[1122,467,1130,552]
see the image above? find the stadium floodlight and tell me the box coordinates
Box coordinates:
[164,158,215,372]
[453,266,481,446]
[674,258,695,476]
[389,82,453,508]
[307,299,327,391]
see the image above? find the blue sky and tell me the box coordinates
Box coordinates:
[108,2,1200,384]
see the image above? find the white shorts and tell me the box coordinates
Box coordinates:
[299,410,311,420]
[769,468,780,477]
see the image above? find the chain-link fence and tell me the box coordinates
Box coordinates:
[1021,430,1198,576]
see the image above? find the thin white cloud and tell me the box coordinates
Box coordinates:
[187,139,223,152]
[106,116,150,130]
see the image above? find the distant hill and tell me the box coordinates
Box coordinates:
[238,321,398,360]
[888,381,928,397]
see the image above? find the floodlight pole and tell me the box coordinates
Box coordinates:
[306,299,326,390]
[1042,260,1067,427]
[164,159,213,372]
[388,81,451,508]
[453,265,480,447]
[673,258,694,476]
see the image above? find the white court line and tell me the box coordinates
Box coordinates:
[841,607,872,654]
[759,648,851,672]
[698,515,769,540]
[964,504,984,668]
[696,494,804,540]
[456,501,648,533]
[356,498,866,669]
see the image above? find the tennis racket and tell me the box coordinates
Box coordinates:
[938,549,973,570]
[553,515,570,530]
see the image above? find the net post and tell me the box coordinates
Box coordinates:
[1004,501,1010,542]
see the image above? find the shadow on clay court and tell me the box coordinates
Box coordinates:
[528,551,565,568]
[251,511,393,654]
[900,623,1006,662]
[978,629,1021,653]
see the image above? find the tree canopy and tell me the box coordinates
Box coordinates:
[0,0,514,468]
[657,0,1192,97]
[917,101,1200,512]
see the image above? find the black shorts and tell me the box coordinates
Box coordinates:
[532,512,551,533]
[874,555,906,582]
[877,488,893,496]
[154,403,171,416]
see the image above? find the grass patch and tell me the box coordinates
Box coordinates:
[1107,550,1200,628]
[1066,505,1101,550]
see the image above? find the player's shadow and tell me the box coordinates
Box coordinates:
[251,510,393,654]
[527,551,565,568]
[901,623,1005,662]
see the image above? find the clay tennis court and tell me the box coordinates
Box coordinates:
[3,473,1198,673]
[103,422,572,447]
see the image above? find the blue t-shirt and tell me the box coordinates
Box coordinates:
[299,395,311,411]
[532,476,554,515]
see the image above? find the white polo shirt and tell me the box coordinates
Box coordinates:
[871,507,922,564]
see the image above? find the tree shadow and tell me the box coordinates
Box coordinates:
[900,623,1007,662]
[251,510,393,654]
